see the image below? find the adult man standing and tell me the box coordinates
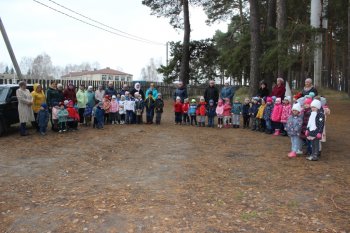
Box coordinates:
[204,80,219,105]
[173,81,188,103]
[119,84,129,96]
[105,82,117,97]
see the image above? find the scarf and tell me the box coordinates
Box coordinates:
[307,111,317,131]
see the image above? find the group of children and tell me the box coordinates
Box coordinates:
[173,92,329,161]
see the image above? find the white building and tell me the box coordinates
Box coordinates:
[61,67,133,82]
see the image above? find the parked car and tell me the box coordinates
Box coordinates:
[0,84,34,136]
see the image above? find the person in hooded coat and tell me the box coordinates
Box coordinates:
[131,82,145,100]
[31,83,46,131]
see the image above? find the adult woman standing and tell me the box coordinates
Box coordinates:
[76,84,88,124]
[301,78,318,97]
[131,82,145,100]
[271,77,286,99]
[16,81,35,136]
[220,81,234,103]
[46,81,61,131]
[31,83,46,131]
[145,83,158,99]
[63,82,77,103]
[257,80,269,99]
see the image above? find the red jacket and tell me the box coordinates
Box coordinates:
[174,102,183,113]
[197,102,207,116]
[223,103,232,116]
[67,107,80,121]
[182,102,189,113]
[271,84,286,99]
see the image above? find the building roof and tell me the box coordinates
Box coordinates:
[61,67,132,78]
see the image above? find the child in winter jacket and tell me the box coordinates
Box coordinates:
[256,98,266,132]
[155,93,164,125]
[125,92,135,124]
[216,99,224,128]
[242,98,250,129]
[263,97,274,134]
[197,96,207,127]
[51,102,60,132]
[223,98,232,128]
[66,100,79,131]
[109,95,119,124]
[249,97,260,131]
[280,96,292,136]
[135,92,145,124]
[103,95,111,124]
[285,103,303,158]
[231,97,242,128]
[174,96,183,125]
[207,99,216,128]
[300,98,313,155]
[37,103,50,135]
[57,102,68,132]
[188,99,197,126]
[95,102,105,129]
[182,98,190,125]
[118,95,126,124]
[144,92,155,124]
[305,99,325,161]
[271,97,283,135]
[83,104,93,126]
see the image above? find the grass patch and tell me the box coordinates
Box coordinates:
[241,210,259,221]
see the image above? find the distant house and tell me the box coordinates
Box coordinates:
[61,67,133,82]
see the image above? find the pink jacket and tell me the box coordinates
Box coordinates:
[280,104,292,123]
[271,103,283,122]
[223,103,232,117]
[110,100,119,113]
[216,104,224,117]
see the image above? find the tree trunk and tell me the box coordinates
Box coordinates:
[348,0,350,94]
[276,0,287,78]
[179,0,191,85]
[248,0,261,96]
[265,0,276,91]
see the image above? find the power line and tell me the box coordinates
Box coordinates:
[46,0,164,45]
[32,0,165,46]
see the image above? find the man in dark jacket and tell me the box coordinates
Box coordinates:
[173,81,188,103]
[204,80,219,105]
[105,82,117,97]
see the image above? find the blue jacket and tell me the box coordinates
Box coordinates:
[263,104,274,121]
[173,87,188,103]
[242,103,250,116]
[231,102,242,115]
[95,106,105,122]
[249,103,260,117]
[207,106,216,117]
[285,114,303,136]
[145,88,158,99]
[188,103,197,116]
[220,87,234,101]
[37,109,49,127]
[83,105,93,117]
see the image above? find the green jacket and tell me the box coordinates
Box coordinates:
[76,89,88,108]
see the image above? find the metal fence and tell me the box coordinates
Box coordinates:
[0,78,222,99]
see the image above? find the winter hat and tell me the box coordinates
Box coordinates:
[191,98,196,103]
[59,102,64,106]
[184,98,189,102]
[158,93,162,96]
[266,97,273,103]
[41,103,47,109]
[252,97,259,101]
[311,99,321,109]
[209,99,214,104]
[112,95,116,99]
[304,98,312,105]
[200,96,205,101]
[272,96,277,102]
[64,100,69,106]
[275,97,282,104]
[98,102,103,107]
[309,92,316,98]
[52,101,59,107]
[125,91,130,96]
[88,86,93,91]
[176,96,181,100]
[292,103,302,112]
[284,96,291,103]
[105,95,110,99]
[235,97,241,101]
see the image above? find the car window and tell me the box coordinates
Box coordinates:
[0,87,9,102]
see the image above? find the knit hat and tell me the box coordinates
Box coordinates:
[304,98,312,105]
[200,96,205,101]
[309,92,316,98]
[311,99,321,109]
[176,96,181,100]
[184,98,189,102]
[272,96,277,101]
[252,97,259,101]
[41,103,47,109]
[64,100,69,106]
[59,102,64,106]
[292,103,302,112]
[112,95,116,99]
[275,97,282,104]
[235,97,240,101]
[191,99,196,103]
[266,97,273,103]
[284,96,291,102]
[88,86,93,91]
[209,99,214,104]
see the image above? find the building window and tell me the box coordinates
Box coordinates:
[102,74,107,81]
[121,76,125,81]
[115,76,120,81]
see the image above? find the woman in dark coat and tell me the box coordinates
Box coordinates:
[301,78,318,97]
[257,80,269,99]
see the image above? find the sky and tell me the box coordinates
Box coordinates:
[0,0,228,80]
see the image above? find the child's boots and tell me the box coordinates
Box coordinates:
[288,151,297,158]
[273,129,280,136]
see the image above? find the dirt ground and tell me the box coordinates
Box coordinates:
[0,98,349,233]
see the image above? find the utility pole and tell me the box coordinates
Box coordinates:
[0,17,23,80]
